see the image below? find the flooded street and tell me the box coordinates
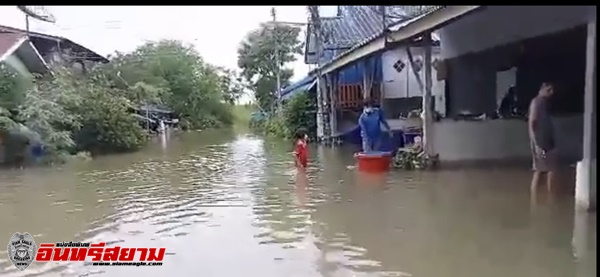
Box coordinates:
[0,130,596,277]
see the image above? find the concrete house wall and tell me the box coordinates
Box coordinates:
[432,6,594,163]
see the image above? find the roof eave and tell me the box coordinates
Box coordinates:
[62,39,109,63]
[320,36,386,75]
[316,6,484,75]
[388,6,483,43]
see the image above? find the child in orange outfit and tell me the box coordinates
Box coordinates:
[292,128,309,170]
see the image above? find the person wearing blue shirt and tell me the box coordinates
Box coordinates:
[358,99,392,152]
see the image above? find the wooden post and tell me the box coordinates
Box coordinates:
[407,35,435,157]
[422,33,434,157]
[361,62,368,100]
[329,73,338,141]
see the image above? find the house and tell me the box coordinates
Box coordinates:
[314,6,596,213]
[0,25,108,74]
[281,6,395,103]
[290,6,444,143]
[0,31,49,77]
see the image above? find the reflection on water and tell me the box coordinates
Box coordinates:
[0,130,595,277]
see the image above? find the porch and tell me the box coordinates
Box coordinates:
[396,6,595,212]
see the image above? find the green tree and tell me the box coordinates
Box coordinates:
[216,68,246,105]
[104,40,233,129]
[1,38,239,166]
[237,23,303,111]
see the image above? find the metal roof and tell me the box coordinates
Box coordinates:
[310,7,444,75]
[0,25,109,63]
[308,6,441,51]
[279,74,316,100]
[306,6,403,54]
[281,79,317,101]
[322,6,403,49]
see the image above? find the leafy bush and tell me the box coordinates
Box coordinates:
[1,39,240,166]
[264,111,289,138]
[281,92,316,138]
[259,92,316,139]
[106,40,237,130]
[70,80,147,154]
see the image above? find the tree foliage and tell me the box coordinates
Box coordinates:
[237,24,303,111]
[102,40,237,129]
[216,68,247,105]
[0,39,242,166]
[262,92,316,139]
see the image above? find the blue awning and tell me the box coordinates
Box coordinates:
[279,75,317,101]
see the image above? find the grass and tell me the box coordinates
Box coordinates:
[231,104,256,131]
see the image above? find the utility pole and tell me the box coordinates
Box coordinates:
[271,7,282,110]
[308,6,326,142]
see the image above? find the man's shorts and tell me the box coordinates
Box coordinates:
[531,141,557,172]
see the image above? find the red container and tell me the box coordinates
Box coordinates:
[354,151,392,173]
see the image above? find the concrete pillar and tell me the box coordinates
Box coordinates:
[576,20,597,212]
[422,33,435,156]
[572,211,597,277]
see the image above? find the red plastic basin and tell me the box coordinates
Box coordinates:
[354,151,392,173]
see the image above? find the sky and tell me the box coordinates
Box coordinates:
[0,6,337,103]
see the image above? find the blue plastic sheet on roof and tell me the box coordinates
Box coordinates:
[280,75,317,100]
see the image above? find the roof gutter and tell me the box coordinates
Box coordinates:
[387,6,483,43]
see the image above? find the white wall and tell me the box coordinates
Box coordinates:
[439,6,596,60]
[432,116,583,162]
[382,46,443,98]
[381,46,446,116]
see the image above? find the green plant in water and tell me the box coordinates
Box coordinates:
[393,143,439,170]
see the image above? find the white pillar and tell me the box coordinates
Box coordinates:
[423,33,435,156]
[572,211,596,277]
[576,20,596,212]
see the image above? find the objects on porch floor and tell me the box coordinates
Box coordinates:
[392,136,439,170]
[355,151,392,173]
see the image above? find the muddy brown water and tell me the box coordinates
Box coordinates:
[0,130,596,277]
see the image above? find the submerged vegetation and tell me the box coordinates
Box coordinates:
[0,40,245,167]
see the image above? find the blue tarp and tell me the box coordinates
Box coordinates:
[280,75,317,101]
[280,52,383,101]
[335,53,383,85]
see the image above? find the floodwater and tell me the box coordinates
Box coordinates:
[0,130,596,277]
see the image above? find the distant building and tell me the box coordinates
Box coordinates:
[0,31,49,76]
[0,25,108,75]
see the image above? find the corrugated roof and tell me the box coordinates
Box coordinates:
[318,6,407,50]
[311,7,444,74]
[280,74,316,99]
[306,6,410,65]
[0,24,108,63]
[281,79,317,101]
